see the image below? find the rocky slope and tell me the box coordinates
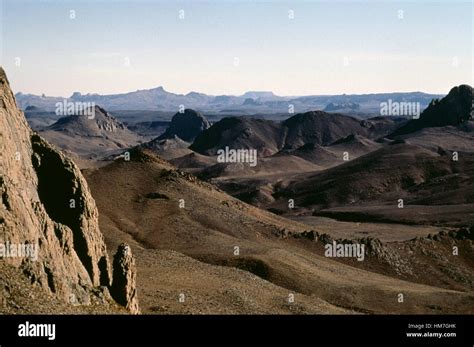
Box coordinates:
[0,67,138,314]
[272,143,474,210]
[40,105,141,158]
[139,135,193,161]
[85,148,473,314]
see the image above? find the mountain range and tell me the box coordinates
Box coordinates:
[16,87,443,116]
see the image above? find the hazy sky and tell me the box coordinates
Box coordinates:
[0,0,471,97]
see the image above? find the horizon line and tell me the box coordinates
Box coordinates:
[14,85,459,99]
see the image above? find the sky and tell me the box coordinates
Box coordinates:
[0,0,472,97]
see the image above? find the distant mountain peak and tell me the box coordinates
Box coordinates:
[16,86,444,114]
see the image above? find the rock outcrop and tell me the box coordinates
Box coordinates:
[0,66,138,313]
[390,84,473,137]
[111,244,140,314]
[158,109,210,142]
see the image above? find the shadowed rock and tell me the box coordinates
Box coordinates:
[111,243,140,314]
[0,66,137,313]
[158,109,210,142]
[390,84,472,137]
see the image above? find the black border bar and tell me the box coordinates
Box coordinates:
[0,314,472,345]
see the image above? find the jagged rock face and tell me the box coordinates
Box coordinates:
[111,244,140,314]
[158,109,210,142]
[30,134,111,286]
[0,67,113,306]
[390,84,473,137]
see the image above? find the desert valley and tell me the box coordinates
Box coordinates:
[1,64,473,315]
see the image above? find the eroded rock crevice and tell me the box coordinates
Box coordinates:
[31,134,95,282]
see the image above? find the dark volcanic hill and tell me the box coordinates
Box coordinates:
[190,117,285,156]
[190,110,398,157]
[390,85,472,137]
[158,109,210,142]
[281,111,370,148]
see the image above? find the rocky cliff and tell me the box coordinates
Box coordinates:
[0,67,139,313]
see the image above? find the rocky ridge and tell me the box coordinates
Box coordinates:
[0,67,139,313]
